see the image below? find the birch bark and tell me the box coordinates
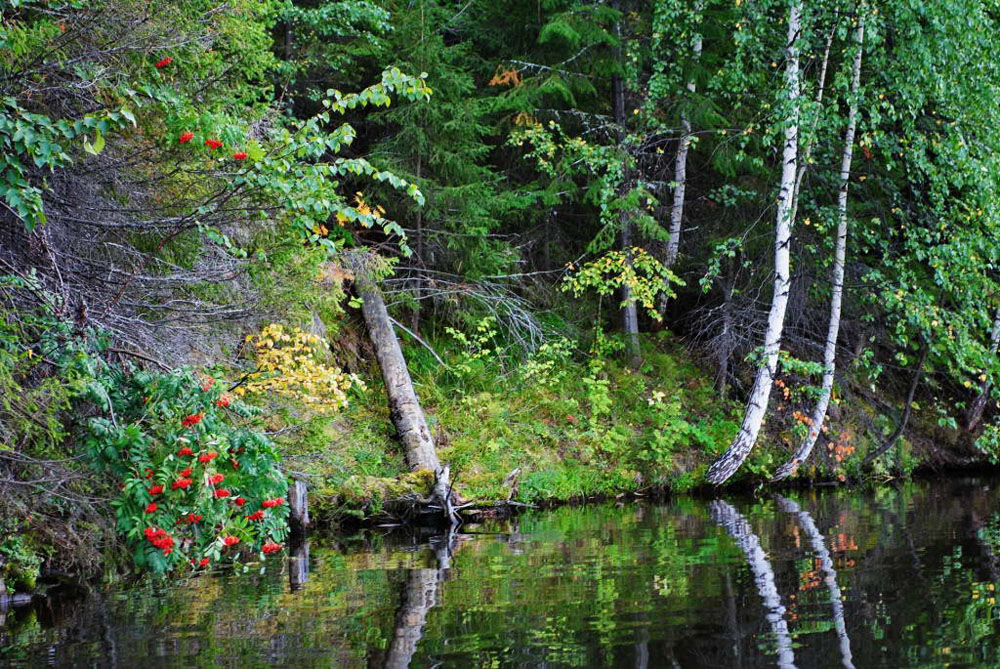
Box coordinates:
[774,19,864,481]
[664,16,703,268]
[706,1,803,485]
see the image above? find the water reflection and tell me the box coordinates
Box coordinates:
[4,478,1000,667]
[775,494,853,669]
[710,499,796,669]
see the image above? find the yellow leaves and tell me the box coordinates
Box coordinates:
[239,323,364,414]
[354,192,385,218]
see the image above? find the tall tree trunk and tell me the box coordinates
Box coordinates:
[966,308,1000,431]
[710,500,797,669]
[664,16,703,268]
[356,267,454,519]
[774,20,864,481]
[612,0,641,366]
[775,495,855,669]
[706,2,802,485]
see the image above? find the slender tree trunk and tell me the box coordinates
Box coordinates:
[665,18,703,268]
[612,0,641,366]
[966,308,1000,431]
[774,20,864,481]
[356,267,454,518]
[716,273,735,400]
[710,500,797,669]
[706,2,802,485]
[621,220,641,365]
[788,27,835,226]
[863,345,928,466]
[775,495,854,669]
[411,154,424,335]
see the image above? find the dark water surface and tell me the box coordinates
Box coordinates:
[4,478,1000,667]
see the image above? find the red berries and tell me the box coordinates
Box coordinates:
[200,377,215,392]
[149,485,164,495]
[199,450,218,463]
[178,131,194,144]
[181,413,203,428]
[209,473,225,485]
[214,489,231,498]
[185,513,202,523]
[204,138,223,150]
[154,57,173,68]
[222,535,239,547]
[144,502,158,514]
[262,542,282,554]
[180,467,192,478]
[199,557,210,567]
[234,497,247,507]
[216,395,231,408]
[144,527,174,555]
[145,468,154,479]
[178,446,193,457]
[171,478,192,490]
[246,510,265,522]
[261,497,285,509]
[233,152,248,161]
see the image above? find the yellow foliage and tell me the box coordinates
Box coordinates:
[237,323,364,414]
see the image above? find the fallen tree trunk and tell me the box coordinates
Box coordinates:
[355,265,456,522]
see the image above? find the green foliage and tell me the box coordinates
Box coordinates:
[561,247,682,320]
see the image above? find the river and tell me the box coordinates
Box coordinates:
[3,477,1000,667]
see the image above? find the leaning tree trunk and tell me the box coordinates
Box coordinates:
[664,18,703,268]
[356,269,455,520]
[710,500,797,669]
[774,20,865,481]
[966,308,1000,431]
[706,1,803,485]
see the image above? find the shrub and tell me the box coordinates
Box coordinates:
[84,368,289,573]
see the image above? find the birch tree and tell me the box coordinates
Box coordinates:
[664,4,703,268]
[706,0,803,485]
[773,16,865,481]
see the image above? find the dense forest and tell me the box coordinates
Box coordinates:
[3,0,1000,586]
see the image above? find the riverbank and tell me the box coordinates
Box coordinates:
[278,331,994,527]
[1,330,994,599]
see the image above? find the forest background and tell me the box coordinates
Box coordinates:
[3,0,1000,586]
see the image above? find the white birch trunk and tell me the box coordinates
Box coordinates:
[789,28,834,226]
[706,2,802,485]
[776,495,854,668]
[710,500,797,669]
[664,24,703,267]
[774,20,864,481]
